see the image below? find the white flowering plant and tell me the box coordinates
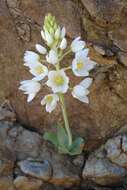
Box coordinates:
[19,14,96,155]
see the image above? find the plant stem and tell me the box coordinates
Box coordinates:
[59,94,72,146]
[59,49,71,62]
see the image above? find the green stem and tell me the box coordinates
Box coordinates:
[59,94,72,146]
[59,49,71,62]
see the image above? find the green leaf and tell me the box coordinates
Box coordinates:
[57,125,68,148]
[58,145,70,154]
[43,132,58,147]
[69,137,84,156]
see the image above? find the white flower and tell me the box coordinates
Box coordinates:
[72,78,93,103]
[41,94,59,113]
[46,49,58,65]
[59,38,67,50]
[29,62,48,81]
[71,37,86,53]
[47,70,69,93]
[36,44,47,54]
[24,51,40,66]
[61,27,66,39]
[72,49,96,76]
[41,30,53,46]
[19,80,41,102]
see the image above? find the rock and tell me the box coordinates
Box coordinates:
[108,28,127,52]
[0,101,16,124]
[0,176,15,190]
[41,183,63,190]
[0,150,15,176]
[39,143,80,187]
[122,135,127,153]
[18,160,52,181]
[49,155,80,187]
[105,136,122,160]
[93,45,106,55]
[112,153,127,168]
[72,155,84,168]
[1,0,127,152]
[104,134,127,168]
[2,124,43,160]
[14,176,42,190]
[0,122,43,160]
[0,122,11,146]
[14,127,43,160]
[83,156,127,186]
[118,52,127,67]
[82,134,127,186]
[81,0,124,26]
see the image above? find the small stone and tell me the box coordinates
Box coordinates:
[0,149,15,176]
[73,155,84,168]
[118,52,127,67]
[105,49,114,57]
[93,45,106,55]
[122,135,127,153]
[0,176,15,190]
[39,143,80,187]
[105,136,121,160]
[18,160,52,181]
[112,153,127,168]
[50,154,80,187]
[82,157,127,186]
[0,122,10,146]
[0,101,16,123]
[14,176,42,190]
[108,28,127,52]
[15,128,43,160]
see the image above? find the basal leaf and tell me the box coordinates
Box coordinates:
[57,125,68,148]
[68,137,84,155]
[43,132,58,147]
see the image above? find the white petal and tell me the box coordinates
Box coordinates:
[60,38,67,50]
[46,70,69,93]
[19,80,41,102]
[71,37,86,53]
[45,30,53,45]
[46,50,58,65]
[72,83,91,104]
[41,30,46,40]
[24,51,39,65]
[27,93,36,102]
[72,59,89,77]
[41,94,59,113]
[29,64,48,81]
[80,78,93,89]
[41,98,46,106]
[79,96,89,103]
[36,44,47,54]
[61,27,66,39]
[75,49,89,59]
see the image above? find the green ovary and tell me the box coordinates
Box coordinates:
[77,62,84,70]
[35,66,44,75]
[54,75,65,86]
[46,95,53,103]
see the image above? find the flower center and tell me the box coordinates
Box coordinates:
[54,75,65,86]
[46,95,53,103]
[35,66,44,75]
[77,62,84,70]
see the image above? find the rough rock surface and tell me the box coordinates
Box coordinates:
[14,176,42,190]
[0,0,127,151]
[83,130,127,186]
[1,107,127,189]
